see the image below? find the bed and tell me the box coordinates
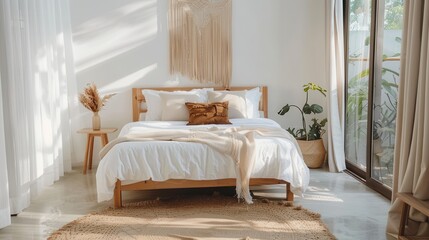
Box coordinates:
[96,86,309,208]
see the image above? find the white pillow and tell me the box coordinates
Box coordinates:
[142,89,163,121]
[142,88,212,121]
[208,91,248,118]
[160,92,204,121]
[207,88,262,119]
[139,112,146,121]
[245,87,262,118]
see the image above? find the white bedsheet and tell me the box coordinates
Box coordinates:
[96,118,309,202]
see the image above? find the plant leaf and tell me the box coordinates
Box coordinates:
[286,127,297,138]
[310,104,323,114]
[365,36,370,46]
[302,83,327,96]
[303,85,310,93]
[303,103,312,114]
[278,105,290,115]
[382,67,400,76]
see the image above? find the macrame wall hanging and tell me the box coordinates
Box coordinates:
[169,0,232,87]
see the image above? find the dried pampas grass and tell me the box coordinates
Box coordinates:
[79,83,115,112]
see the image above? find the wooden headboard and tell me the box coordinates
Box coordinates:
[132,86,268,122]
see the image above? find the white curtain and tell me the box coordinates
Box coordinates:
[325,0,346,172]
[386,0,429,238]
[0,71,11,229]
[0,0,75,224]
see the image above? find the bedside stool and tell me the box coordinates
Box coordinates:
[77,128,117,174]
[397,192,429,240]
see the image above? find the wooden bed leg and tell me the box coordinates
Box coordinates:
[286,183,294,202]
[114,180,122,209]
[399,201,410,236]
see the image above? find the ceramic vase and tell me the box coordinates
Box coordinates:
[92,112,100,130]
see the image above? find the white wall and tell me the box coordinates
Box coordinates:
[69,0,327,166]
[274,0,327,131]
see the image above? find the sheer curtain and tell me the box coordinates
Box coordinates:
[0,72,11,229]
[325,0,346,172]
[386,0,429,238]
[0,0,75,226]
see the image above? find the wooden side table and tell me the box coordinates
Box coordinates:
[397,192,429,240]
[77,128,117,174]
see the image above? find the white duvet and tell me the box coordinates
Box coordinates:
[96,118,310,202]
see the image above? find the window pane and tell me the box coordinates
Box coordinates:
[345,0,372,171]
[371,0,403,188]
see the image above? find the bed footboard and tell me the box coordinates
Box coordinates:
[113,178,294,209]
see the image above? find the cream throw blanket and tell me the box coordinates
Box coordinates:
[100,126,301,204]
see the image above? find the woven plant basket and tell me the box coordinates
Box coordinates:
[297,139,326,168]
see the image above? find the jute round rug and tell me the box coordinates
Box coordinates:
[49,195,336,240]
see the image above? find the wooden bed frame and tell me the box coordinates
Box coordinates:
[112,86,293,208]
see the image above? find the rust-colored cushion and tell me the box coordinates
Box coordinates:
[185,102,232,125]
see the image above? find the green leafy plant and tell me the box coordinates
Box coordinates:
[308,118,328,140]
[278,83,328,141]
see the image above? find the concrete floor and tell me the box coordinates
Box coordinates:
[0,167,391,240]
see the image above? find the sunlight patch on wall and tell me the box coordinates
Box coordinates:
[99,63,157,94]
[164,76,182,87]
[73,0,158,73]
[164,75,217,87]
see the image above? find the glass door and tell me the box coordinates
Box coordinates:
[345,0,372,174]
[370,0,402,188]
[345,0,403,198]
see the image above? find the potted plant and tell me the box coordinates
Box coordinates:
[278,83,328,168]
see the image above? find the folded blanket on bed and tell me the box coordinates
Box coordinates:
[100,126,301,204]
